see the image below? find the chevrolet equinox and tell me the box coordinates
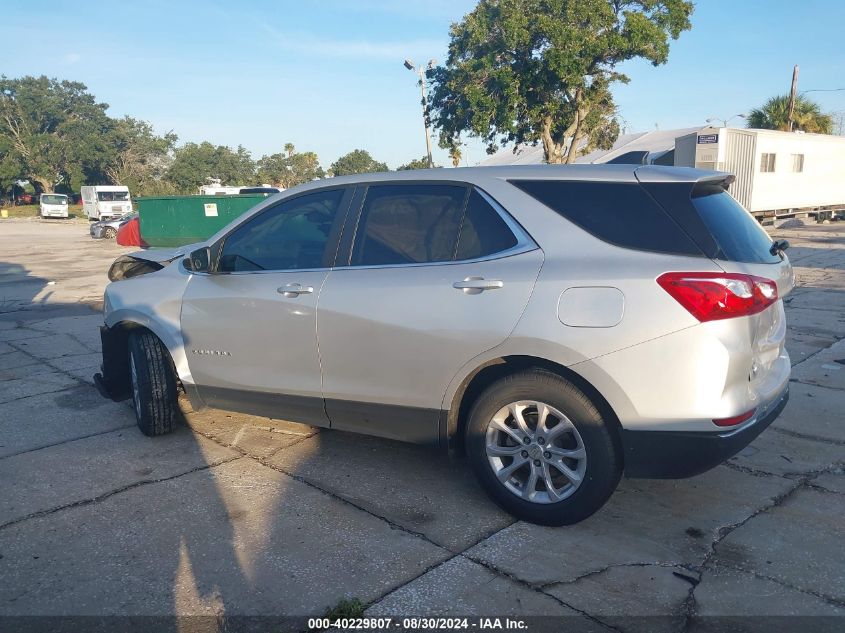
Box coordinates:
[95,165,792,525]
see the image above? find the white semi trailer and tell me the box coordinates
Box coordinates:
[675,127,845,222]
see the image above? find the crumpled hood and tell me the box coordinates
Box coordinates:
[108,243,204,281]
[124,242,203,264]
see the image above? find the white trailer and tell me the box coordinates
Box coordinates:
[81,185,132,221]
[676,127,845,221]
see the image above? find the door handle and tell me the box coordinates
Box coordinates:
[453,277,504,294]
[277,283,314,297]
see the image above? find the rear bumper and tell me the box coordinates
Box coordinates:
[621,385,789,479]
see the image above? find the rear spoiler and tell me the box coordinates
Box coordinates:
[634,165,735,189]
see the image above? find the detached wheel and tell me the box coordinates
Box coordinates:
[466,369,622,526]
[128,330,178,436]
[104,227,117,239]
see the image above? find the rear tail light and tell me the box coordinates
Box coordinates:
[657,272,778,322]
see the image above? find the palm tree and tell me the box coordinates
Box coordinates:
[448,145,462,168]
[747,95,833,134]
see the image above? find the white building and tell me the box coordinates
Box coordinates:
[482,126,845,220]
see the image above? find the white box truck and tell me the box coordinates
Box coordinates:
[39,193,69,218]
[81,185,132,221]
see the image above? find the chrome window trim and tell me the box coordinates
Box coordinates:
[195,183,539,276]
[329,244,540,272]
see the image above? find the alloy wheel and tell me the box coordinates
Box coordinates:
[485,400,587,504]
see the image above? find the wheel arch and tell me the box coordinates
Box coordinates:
[445,355,624,458]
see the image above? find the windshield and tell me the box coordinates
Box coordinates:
[97,191,130,202]
[41,194,68,205]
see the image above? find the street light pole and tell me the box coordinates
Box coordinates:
[405,58,436,168]
[706,114,746,127]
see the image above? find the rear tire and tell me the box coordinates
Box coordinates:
[465,369,622,526]
[104,227,117,239]
[128,330,178,437]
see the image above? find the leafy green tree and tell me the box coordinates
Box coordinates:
[0,135,24,202]
[428,0,693,163]
[103,117,178,196]
[166,142,255,193]
[257,144,325,188]
[747,95,833,134]
[397,155,440,170]
[329,149,388,177]
[0,75,112,192]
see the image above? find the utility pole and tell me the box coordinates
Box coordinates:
[787,65,799,132]
[404,59,436,168]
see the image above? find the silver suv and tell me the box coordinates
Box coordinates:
[94,165,793,525]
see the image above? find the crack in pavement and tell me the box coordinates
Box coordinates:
[681,466,845,628]
[538,561,695,591]
[0,454,244,531]
[771,426,845,447]
[459,551,624,632]
[187,426,454,553]
[0,423,136,460]
[0,383,80,405]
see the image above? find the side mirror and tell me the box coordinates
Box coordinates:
[186,247,212,273]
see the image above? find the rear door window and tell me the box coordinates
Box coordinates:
[691,185,779,264]
[352,184,467,266]
[510,180,702,256]
[455,190,519,260]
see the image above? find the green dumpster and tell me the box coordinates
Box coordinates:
[136,194,271,247]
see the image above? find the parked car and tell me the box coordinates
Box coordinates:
[93,165,793,525]
[115,214,144,247]
[81,185,132,221]
[39,193,69,218]
[90,212,135,239]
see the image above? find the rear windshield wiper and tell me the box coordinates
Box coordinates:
[770,239,790,256]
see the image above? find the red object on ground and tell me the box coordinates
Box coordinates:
[116,217,147,247]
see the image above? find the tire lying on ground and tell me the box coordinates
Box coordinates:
[128,330,178,436]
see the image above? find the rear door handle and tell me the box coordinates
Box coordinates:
[453,277,504,294]
[277,283,314,297]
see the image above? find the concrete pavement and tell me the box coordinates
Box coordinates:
[0,219,843,628]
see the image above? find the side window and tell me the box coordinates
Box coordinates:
[218,189,344,272]
[511,180,703,256]
[352,184,467,266]
[455,190,519,260]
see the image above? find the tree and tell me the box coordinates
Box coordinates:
[166,142,255,193]
[428,0,693,164]
[448,146,462,168]
[103,117,178,196]
[747,95,833,134]
[257,144,325,188]
[0,75,112,192]
[329,149,388,176]
[397,155,440,170]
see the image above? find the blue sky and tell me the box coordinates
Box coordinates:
[4,0,845,170]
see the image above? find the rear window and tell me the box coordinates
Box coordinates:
[691,185,779,264]
[510,180,702,256]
